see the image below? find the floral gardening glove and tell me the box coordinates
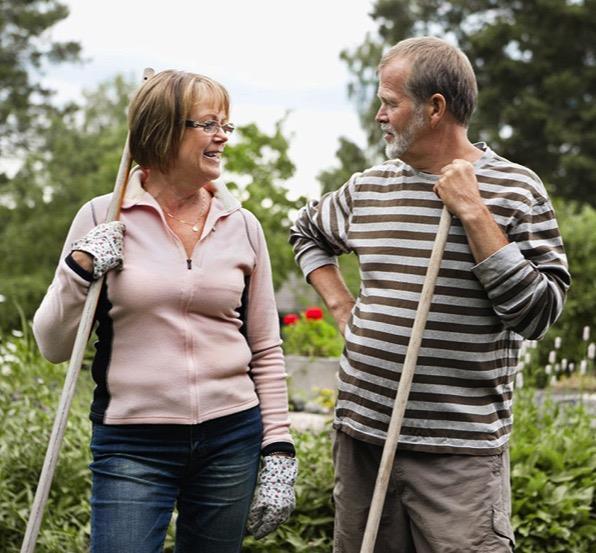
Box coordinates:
[246,454,298,539]
[71,221,125,280]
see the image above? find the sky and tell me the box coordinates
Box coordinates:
[44,0,380,199]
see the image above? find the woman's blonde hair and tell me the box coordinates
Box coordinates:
[128,70,230,172]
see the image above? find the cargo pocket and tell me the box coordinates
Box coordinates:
[492,507,515,548]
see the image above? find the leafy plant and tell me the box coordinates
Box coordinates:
[510,389,596,552]
[2,326,594,553]
[0,327,92,551]
[282,307,344,358]
[243,429,335,552]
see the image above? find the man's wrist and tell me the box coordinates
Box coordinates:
[328,297,355,313]
[456,202,491,225]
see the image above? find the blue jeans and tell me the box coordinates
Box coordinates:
[89,406,262,553]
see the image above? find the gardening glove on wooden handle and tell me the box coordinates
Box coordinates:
[246,454,298,539]
[71,221,125,280]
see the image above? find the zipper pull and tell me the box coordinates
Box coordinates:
[186,259,192,270]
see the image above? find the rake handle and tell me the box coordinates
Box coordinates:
[20,67,155,553]
[359,206,452,553]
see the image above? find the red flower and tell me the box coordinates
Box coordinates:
[305,306,324,320]
[283,313,300,325]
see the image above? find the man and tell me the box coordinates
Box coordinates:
[290,37,570,553]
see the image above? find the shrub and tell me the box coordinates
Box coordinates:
[243,428,335,552]
[0,327,335,552]
[2,328,594,552]
[0,328,92,551]
[534,200,596,371]
[517,328,596,390]
[510,389,596,552]
[282,307,343,358]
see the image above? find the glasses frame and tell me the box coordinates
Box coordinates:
[185,119,235,135]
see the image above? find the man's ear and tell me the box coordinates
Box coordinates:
[428,93,447,128]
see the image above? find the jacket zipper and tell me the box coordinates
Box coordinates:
[187,258,192,270]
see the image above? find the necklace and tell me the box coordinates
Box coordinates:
[162,191,209,232]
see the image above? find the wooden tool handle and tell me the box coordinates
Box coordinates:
[359,206,452,553]
[20,67,155,553]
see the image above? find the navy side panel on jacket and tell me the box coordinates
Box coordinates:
[90,282,113,423]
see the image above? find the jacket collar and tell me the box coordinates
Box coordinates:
[121,167,241,217]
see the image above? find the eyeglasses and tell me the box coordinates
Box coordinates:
[185,119,235,135]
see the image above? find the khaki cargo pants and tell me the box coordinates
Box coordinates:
[332,431,515,553]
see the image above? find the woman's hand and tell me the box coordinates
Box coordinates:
[71,221,126,280]
[246,454,298,539]
[71,250,94,272]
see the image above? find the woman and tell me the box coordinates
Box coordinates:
[33,70,297,553]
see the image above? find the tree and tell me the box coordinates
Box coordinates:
[225,119,307,290]
[0,77,304,330]
[335,0,596,204]
[311,138,365,295]
[539,199,596,364]
[0,75,134,331]
[317,137,369,196]
[0,0,81,158]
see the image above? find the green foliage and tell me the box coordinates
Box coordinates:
[282,314,344,358]
[0,75,134,332]
[338,252,361,299]
[336,0,596,205]
[0,0,81,157]
[224,119,307,290]
[538,200,596,362]
[0,327,92,551]
[510,389,596,552]
[0,79,303,331]
[311,388,337,414]
[243,429,335,552]
[1,331,595,552]
[0,328,335,552]
[513,199,596,383]
[317,137,369,195]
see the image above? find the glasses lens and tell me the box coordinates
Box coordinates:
[189,120,234,135]
[203,121,218,133]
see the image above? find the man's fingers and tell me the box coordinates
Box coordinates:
[440,158,474,174]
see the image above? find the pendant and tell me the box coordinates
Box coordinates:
[192,225,200,232]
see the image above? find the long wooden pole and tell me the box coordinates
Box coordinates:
[20,67,155,553]
[359,206,452,553]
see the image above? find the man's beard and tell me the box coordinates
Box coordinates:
[382,105,426,160]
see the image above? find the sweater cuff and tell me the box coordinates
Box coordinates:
[262,441,296,457]
[65,253,94,282]
[298,248,338,282]
[471,242,524,288]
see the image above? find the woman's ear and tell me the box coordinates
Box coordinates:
[428,93,447,128]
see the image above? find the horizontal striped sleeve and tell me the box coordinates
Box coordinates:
[289,173,357,277]
[472,198,570,340]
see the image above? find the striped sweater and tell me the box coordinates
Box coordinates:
[290,144,570,454]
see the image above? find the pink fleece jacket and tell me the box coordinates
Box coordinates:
[33,170,293,450]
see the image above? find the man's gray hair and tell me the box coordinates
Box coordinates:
[379,37,478,127]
